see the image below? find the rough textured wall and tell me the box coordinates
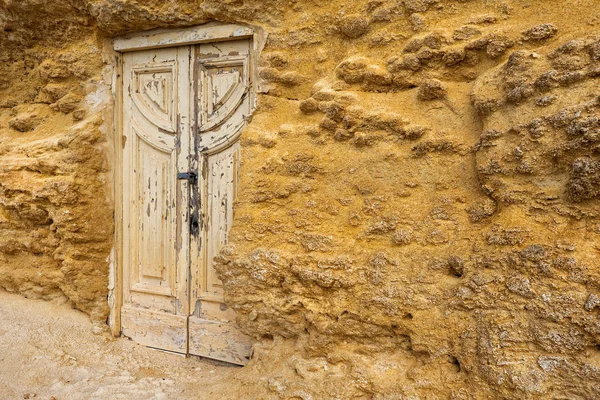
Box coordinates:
[3,0,600,398]
[215,1,600,398]
[0,1,113,323]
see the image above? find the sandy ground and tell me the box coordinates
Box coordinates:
[0,290,245,400]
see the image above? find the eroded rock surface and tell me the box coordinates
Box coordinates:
[2,0,600,398]
[0,1,112,323]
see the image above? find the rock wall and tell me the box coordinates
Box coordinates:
[0,1,113,323]
[2,0,600,398]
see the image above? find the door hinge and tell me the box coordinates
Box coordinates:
[177,172,197,184]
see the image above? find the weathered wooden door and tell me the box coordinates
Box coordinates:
[187,40,252,364]
[120,38,252,364]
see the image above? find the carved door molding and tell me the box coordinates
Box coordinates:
[111,24,261,365]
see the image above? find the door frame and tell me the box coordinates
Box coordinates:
[109,22,264,337]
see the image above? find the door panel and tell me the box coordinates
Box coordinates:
[188,315,253,364]
[131,61,177,132]
[195,39,252,151]
[132,126,176,295]
[189,39,252,365]
[205,143,239,298]
[121,46,192,352]
[120,306,188,353]
[188,143,252,364]
[198,55,248,132]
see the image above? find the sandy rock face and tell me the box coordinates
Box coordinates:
[2,0,600,398]
[0,1,112,322]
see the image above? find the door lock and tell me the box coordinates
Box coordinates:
[190,212,200,236]
[177,172,197,184]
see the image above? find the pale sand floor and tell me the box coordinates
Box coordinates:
[0,290,244,400]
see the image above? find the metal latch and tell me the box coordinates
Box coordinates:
[177,172,197,184]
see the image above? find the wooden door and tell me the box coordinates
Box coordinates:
[121,46,193,354]
[120,38,252,364]
[188,39,253,365]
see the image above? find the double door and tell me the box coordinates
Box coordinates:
[120,38,252,365]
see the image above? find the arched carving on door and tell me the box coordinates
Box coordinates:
[131,62,178,133]
[196,44,252,154]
